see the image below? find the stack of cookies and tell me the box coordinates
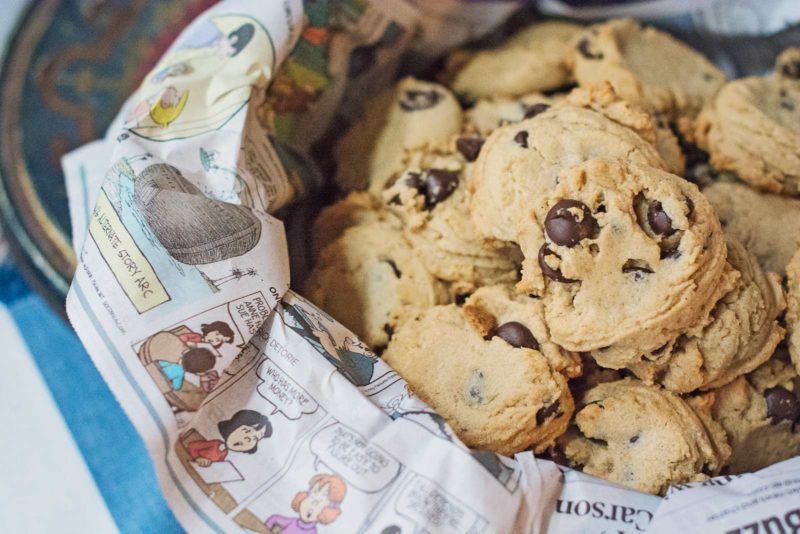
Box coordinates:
[305,17,800,495]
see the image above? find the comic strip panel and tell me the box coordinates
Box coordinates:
[243,418,405,533]
[87,154,288,319]
[132,291,272,420]
[280,292,522,494]
[174,353,331,531]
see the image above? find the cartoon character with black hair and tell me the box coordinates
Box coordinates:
[281,302,376,387]
[157,347,219,392]
[188,409,272,467]
[176,20,255,59]
[179,320,236,354]
[265,473,347,534]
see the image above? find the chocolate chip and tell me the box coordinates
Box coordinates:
[381,258,402,277]
[629,435,640,444]
[385,171,424,200]
[764,386,800,423]
[652,342,670,356]
[685,197,694,219]
[548,447,570,467]
[399,89,441,111]
[647,201,675,236]
[422,169,458,208]
[523,103,550,119]
[782,61,800,80]
[495,322,539,350]
[383,323,394,339]
[455,293,470,306]
[545,199,599,247]
[514,130,529,148]
[660,244,681,260]
[622,259,654,274]
[538,244,576,283]
[668,123,709,179]
[465,370,486,405]
[536,400,561,425]
[403,172,424,191]
[456,137,485,162]
[577,37,602,60]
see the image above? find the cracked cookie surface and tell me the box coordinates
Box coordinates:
[383,295,574,455]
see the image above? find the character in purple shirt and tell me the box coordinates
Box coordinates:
[265,474,347,533]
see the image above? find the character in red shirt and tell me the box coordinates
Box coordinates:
[179,320,236,350]
[188,409,272,467]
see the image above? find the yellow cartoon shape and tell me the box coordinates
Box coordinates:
[149,86,189,127]
[127,15,274,141]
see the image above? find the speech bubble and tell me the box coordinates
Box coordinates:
[395,475,487,534]
[256,359,319,420]
[228,292,272,339]
[309,423,401,493]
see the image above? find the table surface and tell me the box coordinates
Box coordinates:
[0,2,189,531]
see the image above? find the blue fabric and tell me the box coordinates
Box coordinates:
[0,264,182,534]
[158,361,185,390]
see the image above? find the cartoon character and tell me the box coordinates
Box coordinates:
[151,61,193,83]
[188,409,272,467]
[281,302,376,387]
[179,320,236,354]
[127,15,272,141]
[176,20,255,59]
[157,347,219,392]
[265,474,347,534]
[125,85,189,128]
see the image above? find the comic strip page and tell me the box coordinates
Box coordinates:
[164,291,523,533]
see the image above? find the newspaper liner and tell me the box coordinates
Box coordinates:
[61,1,800,532]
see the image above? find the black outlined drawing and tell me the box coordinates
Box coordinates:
[256,358,321,420]
[134,292,270,414]
[280,299,377,387]
[126,15,273,141]
[469,450,520,493]
[187,409,272,467]
[264,473,348,533]
[392,473,489,534]
[138,325,217,412]
[133,163,262,265]
[308,422,402,494]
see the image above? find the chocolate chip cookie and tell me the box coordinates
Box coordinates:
[571,18,726,119]
[305,219,449,350]
[464,93,562,135]
[711,349,800,474]
[703,181,800,273]
[382,301,574,455]
[481,157,728,365]
[463,284,581,378]
[785,248,800,375]
[382,145,521,293]
[694,51,800,195]
[311,191,399,258]
[335,77,463,194]
[558,379,731,495]
[469,83,666,247]
[627,239,785,393]
[452,21,582,100]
